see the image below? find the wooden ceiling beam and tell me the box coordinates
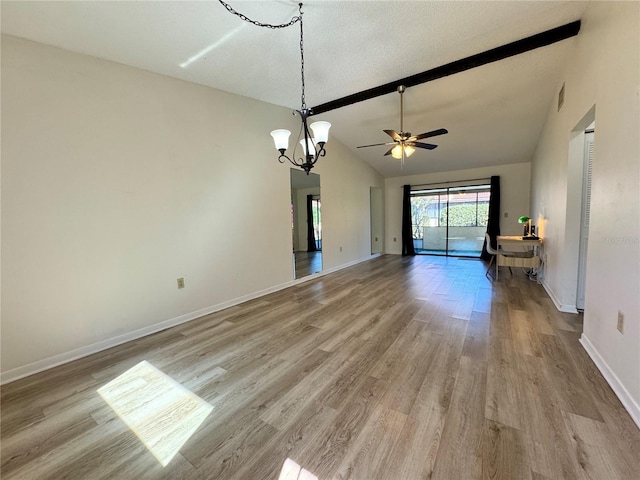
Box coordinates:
[310,20,581,116]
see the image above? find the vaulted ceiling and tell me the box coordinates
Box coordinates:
[1,1,588,177]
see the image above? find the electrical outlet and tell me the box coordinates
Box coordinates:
[177,277,185,289]
[339,246,342,252]
[617,310,624,333]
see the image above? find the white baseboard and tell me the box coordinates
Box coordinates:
[542,280,579,314]
[579,334,640,429]
[1,254,382,385]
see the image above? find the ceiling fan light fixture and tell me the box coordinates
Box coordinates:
[356,85,447,164]
[391,144,415,159]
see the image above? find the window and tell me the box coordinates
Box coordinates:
[410,184,490,256]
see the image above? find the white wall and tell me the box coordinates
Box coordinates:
[384,163,531,255]
[530,2,640,423]
[0,35,383,381]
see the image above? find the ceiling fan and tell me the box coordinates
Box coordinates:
[357,85,448,163]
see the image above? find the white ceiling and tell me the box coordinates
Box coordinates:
[1,0,588,178]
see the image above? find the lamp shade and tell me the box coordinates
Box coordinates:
[309,121,331,144]
[270,129,291,151]
[391,144,415,159]
[300,137,316,157]
[518,216,530,223]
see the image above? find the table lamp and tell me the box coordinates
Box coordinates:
[518,215,533,237]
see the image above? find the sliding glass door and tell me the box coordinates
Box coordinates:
[410,184,490,257]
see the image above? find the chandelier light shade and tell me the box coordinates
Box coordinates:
[299,137,315,156]
[219,1,330,175]
[270,129,292,152]
[309,121,331,144]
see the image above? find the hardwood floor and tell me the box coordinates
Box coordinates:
[2,255,639,479]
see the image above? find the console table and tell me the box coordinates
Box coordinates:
[496,235,543,280]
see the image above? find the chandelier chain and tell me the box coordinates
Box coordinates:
[217,1,306,109]
[298,8,305,109]
[217,0,301,29]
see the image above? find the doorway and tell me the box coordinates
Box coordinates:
[410,184,491,257]
[290,169,322,279]
[564,106,596,312]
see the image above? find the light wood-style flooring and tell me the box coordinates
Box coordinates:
[2,255,639,479]
[294,251,322,279]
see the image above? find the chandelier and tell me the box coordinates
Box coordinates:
[219,1,331,175]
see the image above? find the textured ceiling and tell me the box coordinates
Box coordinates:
[1,1,588,178]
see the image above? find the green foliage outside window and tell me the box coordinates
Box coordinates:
[441,203,489,227]
[410,196,439,239]
[410,195,489,238]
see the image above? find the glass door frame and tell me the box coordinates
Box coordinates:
[410,183,491,257]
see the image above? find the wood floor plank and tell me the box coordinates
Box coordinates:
[368,319,429,380]
[0,411,98,475]
[483,419,532,480]
[378,318,466,480]
[290,375,388,480]
[431,355,486,480]
[330,405,407,480]
[227,399,337,480]
[0,417,128,480]
[182,349,331,468]
[485,337,528,430]
[473,286,493,314]
[562,410,640,480]
[509,307,543,358]
[520,354,584,480]
[489,301,512,340]
[538,333,604,422]
[522,297,556,335]
[461,311,490,361]
[377,327,442,415]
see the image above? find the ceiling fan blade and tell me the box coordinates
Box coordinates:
[357,142,396,148]
[383,129,401,141]
[383,147,395,156]
[409,128,448,141]
[408,142,438,150]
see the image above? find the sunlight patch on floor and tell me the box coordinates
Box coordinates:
[278,458,318,480]
[97,360,213,467]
